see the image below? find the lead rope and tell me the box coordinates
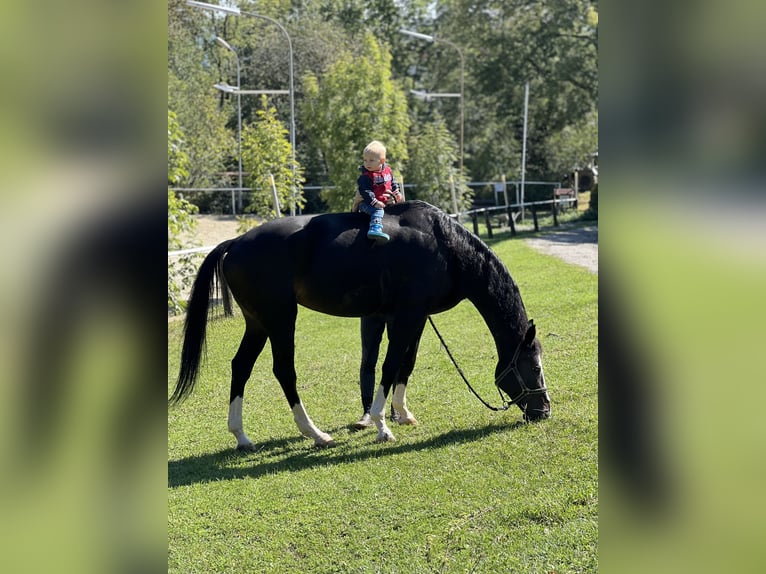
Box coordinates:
[427,316,510,412]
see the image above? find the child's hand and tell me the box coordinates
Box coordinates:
[373,200,387,209]
[382,191,401,205]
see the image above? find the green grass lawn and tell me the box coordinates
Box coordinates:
[168,234,598,573]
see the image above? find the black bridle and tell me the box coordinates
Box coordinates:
[428,316,548,412]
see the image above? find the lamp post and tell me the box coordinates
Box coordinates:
[215,85,289,96]
[409,89,461,102]
[214,36,242,214]
[408,90,462,216]
[187,1,297,215]
[186,0,239,15]
[214,79,289,215]
[399,29,464,176]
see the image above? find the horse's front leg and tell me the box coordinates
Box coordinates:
[390,324,425,426]
[370,315,426,442]
[392,384,417,426]
[371,382,417,440]
[370,383,396,442]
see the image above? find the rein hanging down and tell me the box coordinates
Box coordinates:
[427,316,511,412]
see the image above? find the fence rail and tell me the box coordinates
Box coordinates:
[168,196,576,260]
[463,196,577,238]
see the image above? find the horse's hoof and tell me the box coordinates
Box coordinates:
[314,435,336,448]
[375,432,396,443]
[397,416,418,426]
[236,442,257,452]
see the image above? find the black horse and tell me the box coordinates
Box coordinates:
[170,201,550,448]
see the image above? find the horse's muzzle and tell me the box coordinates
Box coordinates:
[522,396,551,422]
[523,408,550,422]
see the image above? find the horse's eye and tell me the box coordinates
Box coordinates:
[532,365,542,373]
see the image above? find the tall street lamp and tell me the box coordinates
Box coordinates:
[214,36,242,214]
[399,28,464,176]
[187,1,298,215]
[409,89,461,102]
[214,82,289,214]
[186,0,239,15]
[215,85,289,97]
[408,89,462,216]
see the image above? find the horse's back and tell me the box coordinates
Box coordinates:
[222,202,458,317]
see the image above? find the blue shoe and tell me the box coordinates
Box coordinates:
[367,223,390,242]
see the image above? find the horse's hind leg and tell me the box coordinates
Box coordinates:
[269,319,335,448]
[229,327,267,450]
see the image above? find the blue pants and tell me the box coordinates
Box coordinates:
[357,202,384,225]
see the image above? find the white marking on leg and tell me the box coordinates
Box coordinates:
[370,385,396,442]
[370,385,387,421]
[392,384,418,425]
[228,396,254,449]
[291,403,334,447]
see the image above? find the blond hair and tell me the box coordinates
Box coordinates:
[363,140,387,159]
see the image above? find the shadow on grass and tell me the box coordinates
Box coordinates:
[168,420,526,489]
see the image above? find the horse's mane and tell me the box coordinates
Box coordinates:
[409,201,527,324]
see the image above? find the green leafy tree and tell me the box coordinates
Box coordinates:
[168,185,202,315]
[168,110,200,315]
[241,97,305,219]
[169,0,597,206]
[169,73,234,188]
[168,0,235,210]
[168,110,189,189]
[431,0,597,182]
[302,33,410,211]
[545,108,598,178]
[406,116,473,212]
[168,110,197,249]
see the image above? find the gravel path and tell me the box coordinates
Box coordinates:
[524,224,598,273]
[195,214,241,247]
[194,215,598,274]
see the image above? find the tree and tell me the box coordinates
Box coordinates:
[406,115,473,212]
[302,33,410,211]
[168,0,235,211]
[168,110,197,249]
[168,110,189,189]
[241,97,305,219]
[168,110,199,315]
[435,0,598,181]
[168,0,598,208]
[545,108,598,179]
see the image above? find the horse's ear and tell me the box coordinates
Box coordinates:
[524,320,536,347]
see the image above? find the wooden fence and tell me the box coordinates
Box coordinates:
[464,194,577,239]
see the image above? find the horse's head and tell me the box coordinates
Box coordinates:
[496,321,551,422]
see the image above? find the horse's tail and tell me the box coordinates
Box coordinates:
[169,239,236,405]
